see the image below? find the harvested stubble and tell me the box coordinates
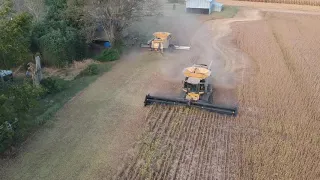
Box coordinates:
[115,105,242,180]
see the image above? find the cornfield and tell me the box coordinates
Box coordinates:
[236,0,320,6]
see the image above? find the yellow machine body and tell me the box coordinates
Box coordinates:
[144,62,238,116]
[182,64,212,101]
[186,92,200,101]
[183,66,211,79]
[149,32,172,52]
[141,32,190,52]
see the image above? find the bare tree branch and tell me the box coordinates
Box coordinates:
[11,0,46,21]
[24,0,46,21]
[79,0,162,42]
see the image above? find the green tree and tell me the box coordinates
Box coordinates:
[38,26,85,66]
[0,83,46,152]
[30,0,86,67]
[0,0,32,68]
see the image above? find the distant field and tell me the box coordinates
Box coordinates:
[235,0,320,6]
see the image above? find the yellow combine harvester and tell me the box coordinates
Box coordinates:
[181,64,213,103]
[140,32,191,53]
[144,63,238,116]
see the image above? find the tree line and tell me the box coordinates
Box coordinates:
[0,0,160,68]
[0,0,160,154]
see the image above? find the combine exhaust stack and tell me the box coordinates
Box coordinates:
[144,94,238,116]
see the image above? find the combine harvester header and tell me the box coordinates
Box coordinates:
[144,63,238,116]
[144,95,238,116]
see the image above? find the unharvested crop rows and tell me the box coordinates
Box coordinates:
[231,12,320,179]
[114,105,241,180]
[236,0,320,6]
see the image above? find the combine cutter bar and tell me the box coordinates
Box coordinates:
[144,94,238,116]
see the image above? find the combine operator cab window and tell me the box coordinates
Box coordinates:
[186,83,198,92]
[199,79,205,92]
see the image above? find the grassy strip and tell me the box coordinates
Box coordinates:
[1,63,112,153]
[32,63,111,126]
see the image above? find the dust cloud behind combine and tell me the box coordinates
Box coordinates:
[131,2,247,105]
[113,4,265,180]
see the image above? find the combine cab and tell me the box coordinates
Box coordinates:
[144,63,238,116]
[181,64,213,102]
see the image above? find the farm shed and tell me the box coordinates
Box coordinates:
[186,0,224,14]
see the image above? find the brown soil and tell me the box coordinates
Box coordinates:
[13,59,95,80]
[43,59,95,80]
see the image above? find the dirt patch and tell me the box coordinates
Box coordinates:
[12,59,96,80]
[43,59,95,80]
